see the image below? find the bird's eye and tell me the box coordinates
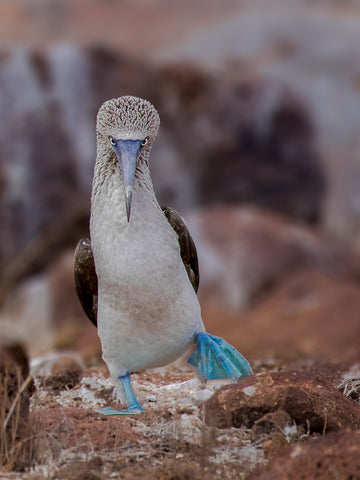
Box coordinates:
[141,137,149,147]
[109,136,116,146]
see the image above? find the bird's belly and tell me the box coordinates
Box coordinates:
[95,246,202,378]
[97,278,201,378]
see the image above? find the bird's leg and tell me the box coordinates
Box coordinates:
[188,333,253,381]
[96,372,146,415]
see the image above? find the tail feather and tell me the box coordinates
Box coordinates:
[188,333,253,381]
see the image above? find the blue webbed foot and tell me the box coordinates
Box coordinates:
[188,332,253,381]
[96,406,145,415]
[97,372,146,416]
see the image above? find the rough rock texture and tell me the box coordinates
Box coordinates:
[203,369,360,432]
[247,429,360,480]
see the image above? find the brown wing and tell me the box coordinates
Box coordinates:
[162,206,200,293]
[74,238,98,327]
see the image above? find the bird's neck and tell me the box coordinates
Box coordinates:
[91,154,161,228]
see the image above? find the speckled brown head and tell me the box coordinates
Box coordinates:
[96,96,160,221]
[96,96,160,144]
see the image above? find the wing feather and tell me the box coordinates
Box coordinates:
[74,238,98,327]
[162,206,200,293]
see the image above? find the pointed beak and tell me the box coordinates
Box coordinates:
[112,139,143,222]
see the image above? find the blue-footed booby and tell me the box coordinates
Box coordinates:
[74,96,252,415]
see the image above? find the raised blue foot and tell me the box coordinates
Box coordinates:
[188,332,253,381]
[96,372,146,415]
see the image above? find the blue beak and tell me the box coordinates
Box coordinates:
[111,139,143,222]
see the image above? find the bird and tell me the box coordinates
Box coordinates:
[74,96,252,415]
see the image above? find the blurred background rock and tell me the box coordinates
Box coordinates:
[0,0,359,368]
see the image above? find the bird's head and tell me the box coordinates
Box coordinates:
[96,96,160,221]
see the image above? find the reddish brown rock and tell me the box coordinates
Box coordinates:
[203,369,360,433]
[247,429,360,480]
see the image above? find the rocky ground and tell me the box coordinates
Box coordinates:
[1,343,360,479]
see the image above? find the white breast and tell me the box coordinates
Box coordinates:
[90,172,203,379]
